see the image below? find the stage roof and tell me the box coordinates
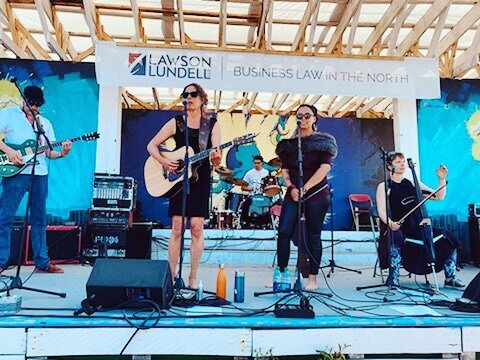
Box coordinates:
[1,0,479,117]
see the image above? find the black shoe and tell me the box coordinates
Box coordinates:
[444,278,465,289]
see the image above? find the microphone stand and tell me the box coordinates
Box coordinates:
[255,120,332,307]
[320,185,362,277]
[1,79,65,298]
[356,147,428,301]
[174,100,190,290]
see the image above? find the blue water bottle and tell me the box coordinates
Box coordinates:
[282,268,291,291]
[234,270,245,303]
[273,267,282,292]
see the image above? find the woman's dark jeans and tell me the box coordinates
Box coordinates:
[277,195,330,275]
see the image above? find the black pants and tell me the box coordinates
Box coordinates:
[277,195,330,275]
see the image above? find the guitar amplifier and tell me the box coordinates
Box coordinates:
[92,174,137,210]
[24,225,81,265]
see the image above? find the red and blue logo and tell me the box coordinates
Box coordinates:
[128,53,147,76]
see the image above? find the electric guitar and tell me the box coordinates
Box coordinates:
[0,131,99,177]
[144,133,256,198]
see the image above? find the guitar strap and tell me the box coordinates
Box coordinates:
[174,114,214,152]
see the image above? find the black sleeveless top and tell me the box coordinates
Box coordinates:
[168,116,216,218]
[388,178,423,239]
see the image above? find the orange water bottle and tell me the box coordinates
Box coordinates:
[216,263,227,300]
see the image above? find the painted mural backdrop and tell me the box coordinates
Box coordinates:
[0,59,98,220]
[418,79,480,221]
[121,110,393,230]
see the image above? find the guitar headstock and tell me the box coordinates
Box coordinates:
[82,132,100,141]
[233,133,256,147]
[407,158,415,169]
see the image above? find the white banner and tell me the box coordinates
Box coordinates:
[95,42,440,99]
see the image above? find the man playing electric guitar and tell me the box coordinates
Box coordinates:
[0,85,70,274]
[147,83,221,289]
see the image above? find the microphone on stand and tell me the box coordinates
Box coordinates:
[390,165,396,176]
[9,77,17,84]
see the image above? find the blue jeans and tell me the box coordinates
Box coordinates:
[0,175,50,269]
[277,195,330,275]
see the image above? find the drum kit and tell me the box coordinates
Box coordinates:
[210,158,283,229]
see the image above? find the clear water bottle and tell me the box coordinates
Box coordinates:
[282,268,291,291]
[273,266,282,292]
[197,280,204,301]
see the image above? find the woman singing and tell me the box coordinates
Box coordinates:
[376,151,464,288]
[275,104,338,290]
[147,83,221,288]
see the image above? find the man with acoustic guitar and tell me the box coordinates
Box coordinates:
[0,85,71,274]
[147,83,221,289]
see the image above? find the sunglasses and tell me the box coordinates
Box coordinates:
[182,91,199,99]
[296,113,313,120]
[27,100,45,107]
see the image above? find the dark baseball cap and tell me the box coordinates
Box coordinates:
[24,86,45,107]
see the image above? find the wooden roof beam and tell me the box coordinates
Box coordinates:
[152,87,160,110]
[306,0,321,52]
[435,1,480,58]
[162,95,182,110]
[81,0,99,42]
[356,97,382,118]
[130,0,145,42]
[176,0,185,45]
[254,0,271,50]
[35,0,78,60]
[161,0,175,45]
[395,0,450,56]
[222,98,245,114]
[272,94,289,115]
[14,19,51,59]
[426,3,450,57]
[329,96,354,117]
[346,1,362,54]
[218,0,227,48]
[360,0,408,55]
[453,20,480,77]
[325,0,361,53]
[291,0,318,52]
[386,3,415,55]
[0,27,29,58]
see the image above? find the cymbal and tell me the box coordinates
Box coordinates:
[268,157,282,167]
[214,165,233,176]
[221,176,248,187]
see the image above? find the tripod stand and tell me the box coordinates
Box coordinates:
[320,188,362,277]
[356,147,431,301]
[1,80,65,298]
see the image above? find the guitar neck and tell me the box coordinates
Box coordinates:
[189,140,234,164]
[36,135,86,153]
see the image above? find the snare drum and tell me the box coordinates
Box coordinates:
[213,210,235,229]
[262,176,281,197]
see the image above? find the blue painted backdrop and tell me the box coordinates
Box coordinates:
[418,79,480,221]
[120,110,393,230]
[0,59,98,221]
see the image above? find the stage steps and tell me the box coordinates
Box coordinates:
[151,229,378,266]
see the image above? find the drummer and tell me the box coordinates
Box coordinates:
[241,155,269,193]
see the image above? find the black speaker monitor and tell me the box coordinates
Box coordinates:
[86,258,173,309]
[460,272,480,307]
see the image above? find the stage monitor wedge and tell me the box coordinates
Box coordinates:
[86,258,173,309]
